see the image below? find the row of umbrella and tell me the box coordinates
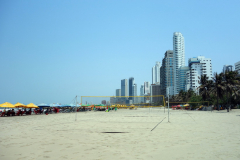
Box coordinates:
[0,102,39,108]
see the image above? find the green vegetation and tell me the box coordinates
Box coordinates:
[169,71,240,110]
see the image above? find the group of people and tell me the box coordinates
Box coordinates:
[0,108,33,116]
[0,108,47,117]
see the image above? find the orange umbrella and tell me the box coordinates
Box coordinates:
[14,102,27,108]
[0,102,15,108]
[26,103,39,108]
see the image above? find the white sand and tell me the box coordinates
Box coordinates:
[0,108,240,160]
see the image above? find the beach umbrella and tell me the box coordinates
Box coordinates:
[59,104,70,107]
[37,103,50,110]
[0,102,15,108]
[26,103,39,108]
[37,103,50,107]
[49,103,61,107]
[14,102,27,108]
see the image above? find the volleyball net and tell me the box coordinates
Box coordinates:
[80,95,165,108]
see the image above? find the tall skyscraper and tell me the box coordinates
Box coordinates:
[160,50,175,97]
[235,61,240,74]
[132,84,137,104]
[140,85,144,103]
[121,79,128,98]
[129,77,134,100]
[223,65,233,73]
[150,84,161,104]
[186,56,213,93]
[152,62,161,84]
[173,32,185,95]
[115,89,121,103]
[116,89,121,97]
[144,81,150,94]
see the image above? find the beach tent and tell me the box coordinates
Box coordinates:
[14,102,27,108]
[26,103,39,108]
[69,104,76,107]
[37,103,50,110]
[59,104,71,107]
[49,103,61,107]
[0,102,15,108]
[95,104,105,106]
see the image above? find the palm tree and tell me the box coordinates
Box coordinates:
[211,72,225,111]
[198,75,210,101]
[178,90,187,102]
[186,89,195,102]
[223,71,240,110]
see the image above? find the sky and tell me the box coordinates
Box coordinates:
[1,0,240,104]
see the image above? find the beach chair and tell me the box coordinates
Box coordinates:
[34,110,38,114]
[21,111,26,116]
[16,110,21,116]
[1,112,6,117]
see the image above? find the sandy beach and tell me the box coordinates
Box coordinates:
[0,108,240,160]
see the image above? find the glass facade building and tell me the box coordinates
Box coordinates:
[178,66,189,92]
[160,50,175,97]
[121,79,128,102]
[129,77,134,100]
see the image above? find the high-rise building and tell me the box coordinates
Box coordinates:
[121,79,128,101]
[152,62,161,84]
[173,32,185,95]
[116,89,121,97]
[140,85,144,103]
[186,56,213,93]
[144,81,150,94]
[235,61,240,74]
[129,77,134,100]
[132,84,138,104]
[150,84,161,104]
[178,66,189,92]
[160,50,175,97]
[115,89,121,104]
[101,100,106,105]
[110,97,115,105]
[223,65,233,73]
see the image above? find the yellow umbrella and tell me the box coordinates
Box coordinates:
[0,102,15,108]
[26,103,39,108]
[183,104,189,106]
[14,102,27,108]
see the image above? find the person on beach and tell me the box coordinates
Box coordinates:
[12,109,15,116]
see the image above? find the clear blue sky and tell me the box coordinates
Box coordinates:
[1,0,240,104]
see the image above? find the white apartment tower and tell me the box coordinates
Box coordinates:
[235,61,240,74]
[152,61,161,84]
[173,32,185,95]
[186,56,213,93]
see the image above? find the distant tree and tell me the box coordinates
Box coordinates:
[211,72,225,111]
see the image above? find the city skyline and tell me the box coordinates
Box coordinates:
[1,1,240,104]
